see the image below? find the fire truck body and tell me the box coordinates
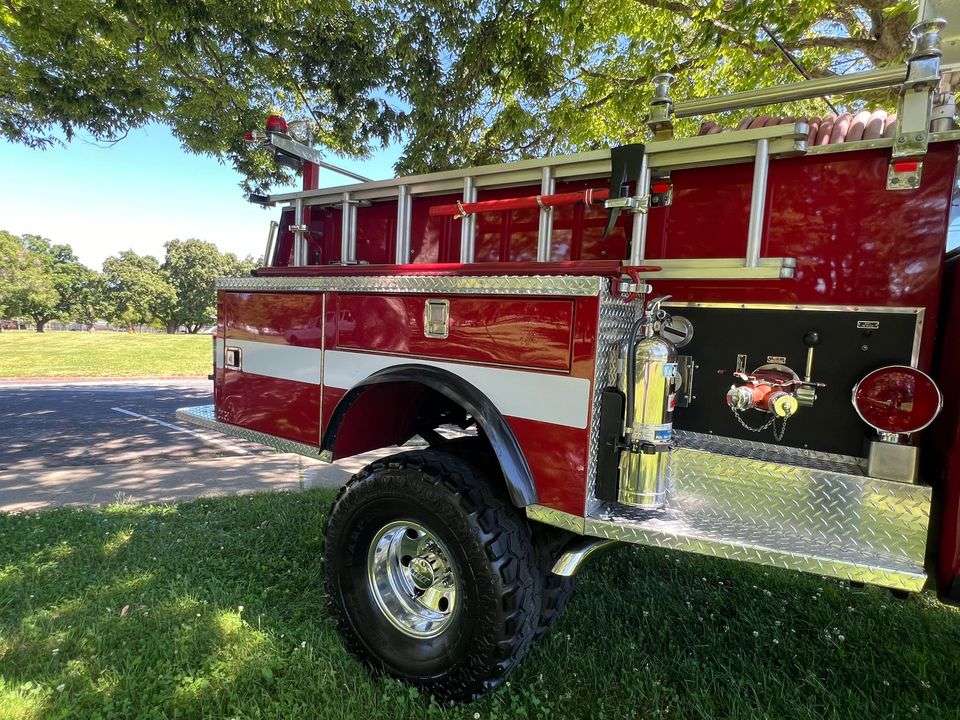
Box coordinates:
[177,9,960,700]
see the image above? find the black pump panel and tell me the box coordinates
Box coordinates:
[668,305,920,457]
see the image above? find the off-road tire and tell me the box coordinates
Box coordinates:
[427,435,576,640]
[532,525,577,640]
[324,448,542,702]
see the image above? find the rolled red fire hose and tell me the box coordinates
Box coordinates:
[428,187,611,218]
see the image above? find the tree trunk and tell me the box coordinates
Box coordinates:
[36,320,46,333]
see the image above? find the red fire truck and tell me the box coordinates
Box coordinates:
[178,7,960,701]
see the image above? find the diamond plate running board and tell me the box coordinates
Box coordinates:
[528,446,931,591]
[176,405,332,462]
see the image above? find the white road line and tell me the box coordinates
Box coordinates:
[110,407,251,455]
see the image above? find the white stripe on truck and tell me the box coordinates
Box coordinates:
[323,349,590,429]
[222,338,591,429]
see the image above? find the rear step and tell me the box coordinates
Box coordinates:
[529,433,931,592]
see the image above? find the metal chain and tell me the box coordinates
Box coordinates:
[773,415,789,442]
[730,406,790,441]
[730,406,776,433]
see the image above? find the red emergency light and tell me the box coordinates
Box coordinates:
[265,114,288,134]
[852,365,942,435]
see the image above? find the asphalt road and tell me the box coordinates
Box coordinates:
[0,379,390,512]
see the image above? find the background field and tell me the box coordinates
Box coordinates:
[1,489,958,720]
[0,331,209,378]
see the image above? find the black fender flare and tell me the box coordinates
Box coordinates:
[322,364,537,507]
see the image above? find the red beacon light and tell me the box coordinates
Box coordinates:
[852,365,942,436]
[265,114,288,134]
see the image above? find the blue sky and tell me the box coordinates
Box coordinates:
[0,124,402,269]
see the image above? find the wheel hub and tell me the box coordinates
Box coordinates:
[366,521,458,638]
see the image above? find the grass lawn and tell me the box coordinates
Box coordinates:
[1,490,958,720]
[0,331,210,378]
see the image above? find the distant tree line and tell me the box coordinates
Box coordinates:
[0,231,257,332]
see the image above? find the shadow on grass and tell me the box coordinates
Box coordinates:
[1,489,959,720]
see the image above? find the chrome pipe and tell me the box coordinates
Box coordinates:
[674,65,908,118]
[536,166,555,262]
[262,220,278,266]
[395,185,412,264]
[745,139,769,268]
[460,176,477,263]
[628,156,650,266]
[340,192,357,264]
[551,538,617,577]
[293,198,305,267]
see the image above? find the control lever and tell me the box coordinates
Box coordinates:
[797,330,822,406]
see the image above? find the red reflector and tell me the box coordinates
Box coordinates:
[892,160,919,174]
[265,114,288,134]
[852,365,942,434]
[651,181,672,194]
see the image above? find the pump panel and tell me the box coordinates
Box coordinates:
[667,304,920,456]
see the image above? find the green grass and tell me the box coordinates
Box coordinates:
[0,331,210,378]
[1,491,959,720]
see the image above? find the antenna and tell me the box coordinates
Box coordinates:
[761,24,841,115]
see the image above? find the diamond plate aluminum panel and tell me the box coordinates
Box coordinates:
[674,430,867,475]
[216,274,606,297]
[585,287,640,516]
[176,405,332,462]
[532,444,931,591]
[526,504,587,534]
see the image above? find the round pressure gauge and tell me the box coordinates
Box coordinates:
[660,314,694,348]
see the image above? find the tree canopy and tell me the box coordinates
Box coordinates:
[1,1,918,190]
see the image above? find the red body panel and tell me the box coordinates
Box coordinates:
[217,292,323,445]
[219,372,319,445]
[336,294,576,371]
[220,292,324,348]
[647,144,957,368]
[326,294,599,514]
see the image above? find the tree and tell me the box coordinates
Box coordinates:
[3,235,93,332]
[63,264,107,330]
[159,238,247,333]
[1,1,919,187]
[396,0,918,172]
[102,251,176,330]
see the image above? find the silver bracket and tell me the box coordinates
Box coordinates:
[647,73,676,140]
[735,353,748,374]
[604,194,649,213]
[617,279,652,296]
[888,18,945,189]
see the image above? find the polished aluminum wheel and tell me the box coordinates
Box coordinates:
[366,521,459,638]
